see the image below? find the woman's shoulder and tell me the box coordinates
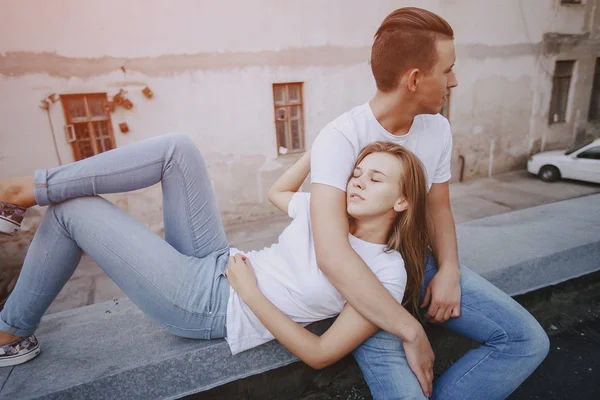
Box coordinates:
[372,250,406,278]
[369,251,408,301]
[288,192,311,219]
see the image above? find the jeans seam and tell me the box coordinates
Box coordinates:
[453,350,494,387]
[49,159,164,187]
[446,301,506,388]
[68,215,212,317]
[169,158,230,258]
[164,324,211,333]
[4,212,66,333]
[459,302,509,345]
[19,213,67,331]
[354,351,388,399]
[169,157,200,259]
[170,155,222,315]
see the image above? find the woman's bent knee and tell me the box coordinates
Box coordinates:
[163,132,194,148]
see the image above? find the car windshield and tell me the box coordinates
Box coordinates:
[565,140,594,155]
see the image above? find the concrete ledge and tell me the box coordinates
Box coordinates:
[457,193,600,296]
[0,299,331,400]
[2,194,599,400]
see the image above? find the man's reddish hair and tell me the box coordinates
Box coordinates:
[371,7,454,92]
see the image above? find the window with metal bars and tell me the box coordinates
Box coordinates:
[273,83,305,155]
[548,60,575,125]
[60,93,116,161]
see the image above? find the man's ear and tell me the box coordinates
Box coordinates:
[394,198,408,212]
[406,69,421,92]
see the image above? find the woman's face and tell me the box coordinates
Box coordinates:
[346,152,407,219]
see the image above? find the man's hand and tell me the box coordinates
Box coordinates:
[421,266,461,323]
[403,324,435,397]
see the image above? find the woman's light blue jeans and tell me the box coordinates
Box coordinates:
[0,133,230,339]
[352,253,550,400]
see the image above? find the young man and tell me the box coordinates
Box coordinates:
[310,7,549,400]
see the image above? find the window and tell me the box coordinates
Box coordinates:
[566,139,594,155]
[577,146,600,160]
[548,60,575,124]
[273,83,305,155]
[560,0,582,4]
[589,58,600,121]
[61,93,116,161]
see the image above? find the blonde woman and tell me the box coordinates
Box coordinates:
[0,134,429,370]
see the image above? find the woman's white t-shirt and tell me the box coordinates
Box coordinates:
[226,192,407,355]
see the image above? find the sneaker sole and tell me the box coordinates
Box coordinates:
[0,345,41,367]
[0,216,20,236]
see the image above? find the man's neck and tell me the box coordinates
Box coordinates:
[369,90,419,136]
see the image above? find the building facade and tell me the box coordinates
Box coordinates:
[0,0,598,228]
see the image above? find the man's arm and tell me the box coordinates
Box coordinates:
[310,183,418,338]
[311,183,434,396]
[308,127,434,395]
[421,181,461,323]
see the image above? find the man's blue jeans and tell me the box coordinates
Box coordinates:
[353,254,550,400]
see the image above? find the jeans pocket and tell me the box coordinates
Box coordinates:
[214,271,227,283]
[164,323,212,340]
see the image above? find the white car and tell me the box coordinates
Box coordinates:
[527,138,600,184]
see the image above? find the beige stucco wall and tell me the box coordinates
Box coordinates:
[0,0,597,228]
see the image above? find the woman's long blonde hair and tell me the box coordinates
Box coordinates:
[352,141,431,316]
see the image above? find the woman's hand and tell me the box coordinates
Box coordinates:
[402,323,435,397]
[226,254,258,299]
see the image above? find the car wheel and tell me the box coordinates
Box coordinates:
[539,165,561,182]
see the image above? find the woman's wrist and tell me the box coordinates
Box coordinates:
[238,285,262,304]
[394,313,424,343]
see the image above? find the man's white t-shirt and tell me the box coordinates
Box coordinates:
[226,192,407,355]
[311,102,452,192]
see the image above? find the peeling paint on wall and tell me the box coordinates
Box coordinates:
[0,42,551,79]
[0,47,371,78]
[542,32,590,55]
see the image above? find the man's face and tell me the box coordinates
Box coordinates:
[414,39,458,115]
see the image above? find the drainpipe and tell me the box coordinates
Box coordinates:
[46,108,62,165]
[488,138,495,178]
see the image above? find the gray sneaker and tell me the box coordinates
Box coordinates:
[0,334,40,367]
[0,201,26,235]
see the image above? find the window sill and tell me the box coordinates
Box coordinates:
[276,152,306,166]
[560,3,585,7]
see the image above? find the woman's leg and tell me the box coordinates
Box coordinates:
[1,132,229,255]
[0,132,229,350]
[28,133,228,257]
[0,196,229,340]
